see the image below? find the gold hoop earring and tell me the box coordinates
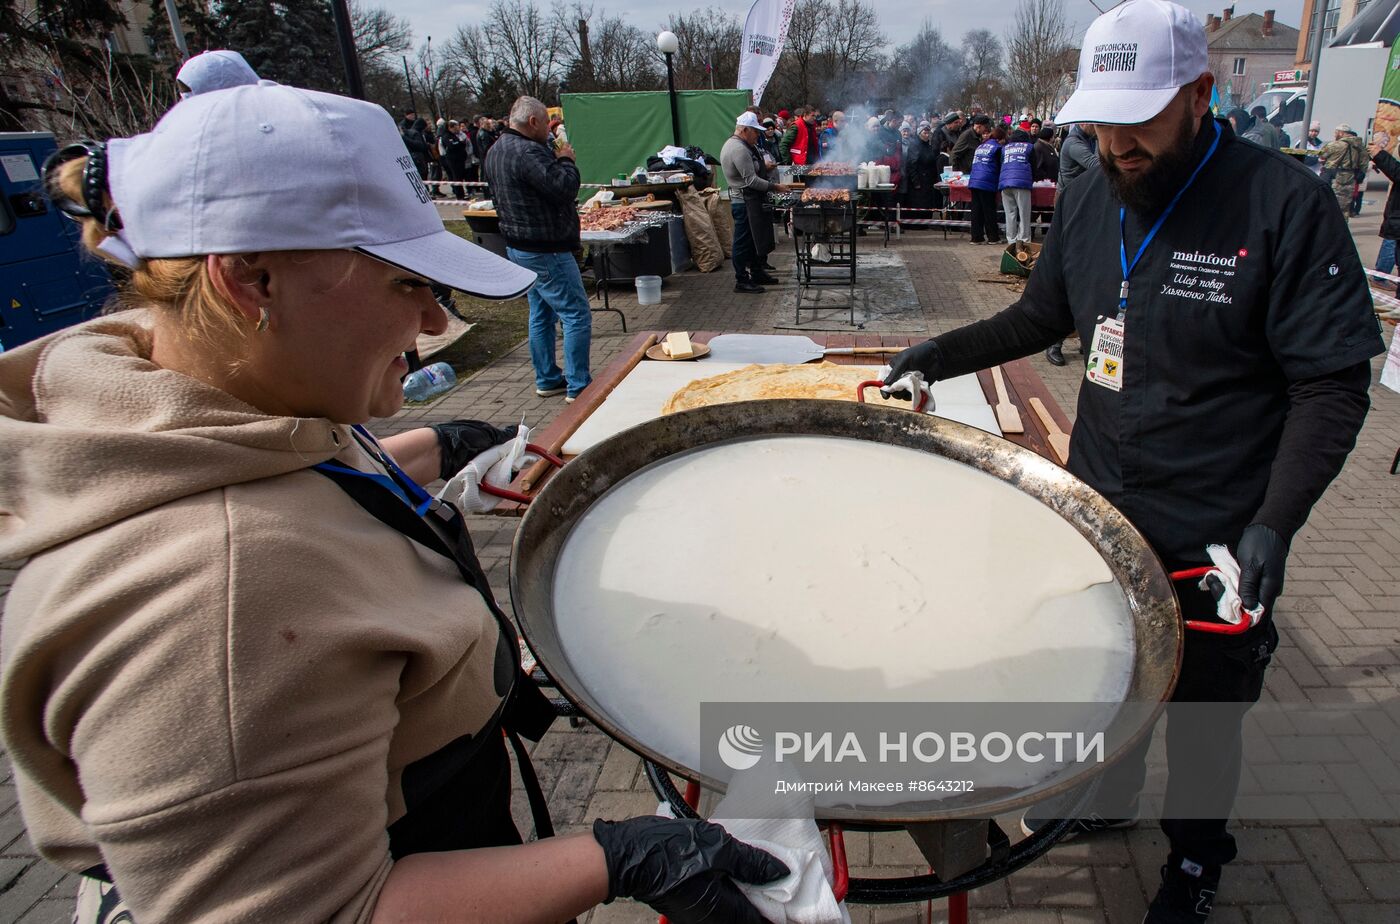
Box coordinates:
[255,306,270,332]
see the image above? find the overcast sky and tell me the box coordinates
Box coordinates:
[394,0,1308,63]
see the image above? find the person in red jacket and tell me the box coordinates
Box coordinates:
[780,107,813,165]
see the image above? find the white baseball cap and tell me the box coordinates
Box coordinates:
[736,112,764,130]
[105,82,534,299]
[1054,0,1208,126]
[176,50,260,97]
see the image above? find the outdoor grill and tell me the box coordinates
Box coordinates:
[791,163,859,191]
[791,201,855,236]
[790,198,858,323]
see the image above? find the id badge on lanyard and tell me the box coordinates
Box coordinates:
[1086,315,1125,392]
[1088,120,1222,395]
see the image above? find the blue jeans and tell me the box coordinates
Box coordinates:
[506,248,592,396]
[1377,238,1396,275]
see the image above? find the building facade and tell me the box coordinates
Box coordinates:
[1296,0,1376,65]
[1205,8,1301,104]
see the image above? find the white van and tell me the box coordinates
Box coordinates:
[1243,84,1308,147]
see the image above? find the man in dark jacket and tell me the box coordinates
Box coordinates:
[935,111,964,154]
[905,122,948,214]
[951,115,991,174]
[1032,126,1060,182]
[471,115,498,162]
[400,117,432,183]
[484,96,591,400]
[887,8,1382,920]
[1368,131,1400,292]
[441,119,472,198]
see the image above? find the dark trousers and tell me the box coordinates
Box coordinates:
[969,188,1001,242]
[1094,581,1279,869]
[444,160,468,199]
[732,199,761,281]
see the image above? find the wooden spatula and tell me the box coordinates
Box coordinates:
[1029,397,1071,464]
[990,366,1024,434]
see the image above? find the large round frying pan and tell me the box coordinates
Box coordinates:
[510,399,1184,823]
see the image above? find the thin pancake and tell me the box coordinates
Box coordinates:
[662,362,908,413]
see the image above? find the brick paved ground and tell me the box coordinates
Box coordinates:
[1,209,1397,923]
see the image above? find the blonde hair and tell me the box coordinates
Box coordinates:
[51,157,247,346]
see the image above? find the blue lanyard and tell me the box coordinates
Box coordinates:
[1117,120,1222,316]
[313,424,435,515]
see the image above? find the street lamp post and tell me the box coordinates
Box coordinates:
[658,30,681,147]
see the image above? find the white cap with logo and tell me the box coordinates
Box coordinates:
[1054,0,1208,126]
[106,82,535,299]
[736,112,764,131]
[176,50,260,97]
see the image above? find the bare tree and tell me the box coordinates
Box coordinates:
[448,24,496,100]
[771,0,832,107]
[1003,0,1073,117]
[815,0,884,103]
[960,29,1004,99]
[13,38,173,137]
[554,1,598,90]
[886,20,960,112]
[554,2,659,93]
[489,0,566,101]
[416,36,478,120]
[589,19,662,91]
[666,9,743,91]
[352,2,412,70]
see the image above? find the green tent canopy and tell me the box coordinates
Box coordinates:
[560,89,753,190]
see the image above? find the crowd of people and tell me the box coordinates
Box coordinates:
[747,105,1063,215]
[396,109,569,202]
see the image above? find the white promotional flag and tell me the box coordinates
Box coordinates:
[738,0,797,106]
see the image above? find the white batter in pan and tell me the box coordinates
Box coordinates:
[553,435,1134,772]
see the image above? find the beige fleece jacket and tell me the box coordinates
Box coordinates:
[0,313,504,922]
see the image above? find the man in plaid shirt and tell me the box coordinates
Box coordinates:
[484,96,591,401]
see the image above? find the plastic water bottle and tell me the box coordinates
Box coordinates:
[402,361,457,401]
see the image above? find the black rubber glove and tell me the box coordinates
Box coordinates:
[430,420,519,481]
[592,817,789,923]
[882,339,944,397]
[1237,524,1289,613]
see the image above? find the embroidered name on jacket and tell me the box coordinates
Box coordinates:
[1092,43,1138,73]
[1161,248,1245,304]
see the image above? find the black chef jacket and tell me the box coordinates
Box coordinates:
[1010,117,1383,563]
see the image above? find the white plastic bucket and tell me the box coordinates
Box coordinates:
[634,275,662,305]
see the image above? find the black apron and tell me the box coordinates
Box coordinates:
[741,139,777,258]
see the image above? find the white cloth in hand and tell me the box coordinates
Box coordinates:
[875,364,935,413]
[435,424,537,513]
[1199,544,1266,626]
[709,761,850,924]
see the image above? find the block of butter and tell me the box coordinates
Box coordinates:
[664,331,694,359]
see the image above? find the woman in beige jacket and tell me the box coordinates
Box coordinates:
[0,84,783,923]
